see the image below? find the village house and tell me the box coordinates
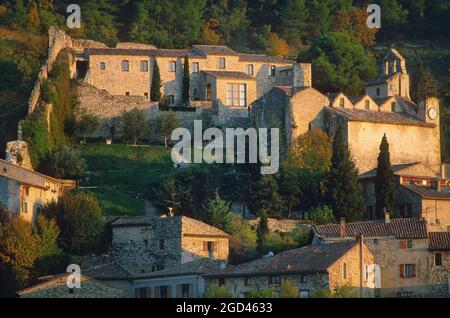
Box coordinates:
[311,216,450,297]
[204,240,374,298]
[428,232,450,295]
[110,213,230,272]
[0,141,76,223]
[17,273,123,298]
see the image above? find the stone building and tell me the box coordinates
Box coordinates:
[110,214,230,272]
[204,240,374,298]
[17,273,124,298]
[311,216,450,297]
[0,144,76,223]
[428,232,450,296]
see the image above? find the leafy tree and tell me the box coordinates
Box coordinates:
[250,175,283,218]
[257,209,269,244]
[410,60,438,104]
[75,114,100,142]
[374,0,408,39]
[43,191,106,255]
[331,8,378,46]
[0,217,39,297]
[182,55,190,104]
[284,128,332,172]
[150,59,162,102]
[259,228,309,254]
[280,279,299,298]
[298,32,377,95]
[40,145,87,179]
[278,166,302,218]
[247,288,274,298]
[120,108,149,145]
[375,134,395,218]
[308,205,335,224]
[202,192,233,232]
[327,126,365,221]
[265,33,290,58]
[278,0,308,46]
[227,214,258,264]
[157,111,180,147]
[202,285,232,298]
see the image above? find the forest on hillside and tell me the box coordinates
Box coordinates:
[0,0,450,158]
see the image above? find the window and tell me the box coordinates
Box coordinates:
[169,61,176,72]
[144,239,149,249]
[373,239,379,244]
[300,275,307,284]
[244,277,250,286]
[206,84,211,101]
[343,262,348,280]
[270,65,276,77]
[121,60,129,71]
[391,102,396,112]
[25,187,30,196]
[159,286,168,298]
[400,240,413,249]
[218,57,226,69]
[125,92,130,96]
[192,62,199,73]
[365,100,370,110]
[376,88,380,96]
[135,287,148,298]
[407,240,413,249]
[144,92,149,100]
[299,290,310,298]
[339,97,345,108]
[435,252,443,267]
[400,264,416,278]
[21,202,28,213]
[269,276,281,285]
[159,239,165,250]
[168,95,175,104]
[246,64,254,76]
[140,60,149,72]
[181,284,190,298]
[226,83,246,107]
[100,62,106,70]
[69,288,74,294]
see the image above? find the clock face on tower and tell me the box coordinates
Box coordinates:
[428,107,437,120]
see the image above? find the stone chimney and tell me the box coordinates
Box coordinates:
[293,63,312,89]
[339,217,346,237]
[384,210,390,224]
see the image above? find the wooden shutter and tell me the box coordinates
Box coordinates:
[155,286,160,298]
[203,241,208,251]
[176,284,182,298]
[400,264,404,278]
[400,240,407,249]
[412,264,416,277]
[214,241,218,251]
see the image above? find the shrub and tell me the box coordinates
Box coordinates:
[308,205,335,225]
[280,279,299,298]
[247,288,274,298]
[119,108,149,145]
[202,285,232,298]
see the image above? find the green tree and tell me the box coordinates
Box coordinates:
[257,209,269,244]
[227,214,258,264]
[311,284,358,298]
[120,108,149,145]
[43,191,106,254]
[202,285,232,298]
[280,279,299,298]
[327,126,365,221]
[182,55,190,104]
[410,60,438,104]
[250,175,283,218]
[202,192,233,232]
[0,217,39,297]
[40,145,87,179]
[247,288,274,298]
[298,32,377,95]
[151,59,162,102]
[156,111,180,147]
[278,166,302,218]
[375,134,395,218]
[75,114,100,142]
[278,0,308,46]
[308,205,335,225]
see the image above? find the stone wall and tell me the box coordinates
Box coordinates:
[5,141,32,170]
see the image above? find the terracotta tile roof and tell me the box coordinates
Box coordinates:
[134,259,222,279]
[429,232,450,251]
[206,242,356,277]
[314,218,428,239]
[238,53,293,64]
[326,107,435,127]
[401,184,450,200]
[85,48,206,58]
[192,45,238,56]
[202,70,255,80]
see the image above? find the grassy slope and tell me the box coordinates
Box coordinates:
[79,143,174,216]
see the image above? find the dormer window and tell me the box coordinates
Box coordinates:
[218,57,226,69]
[121,60,129,71]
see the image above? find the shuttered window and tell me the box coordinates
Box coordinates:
[400,264,416,278]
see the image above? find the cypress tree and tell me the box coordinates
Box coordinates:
[375,134,396,218]
[257,209,269,243]
[327,125,365,221]
[182,55,190,105]
[150,59,162,102]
